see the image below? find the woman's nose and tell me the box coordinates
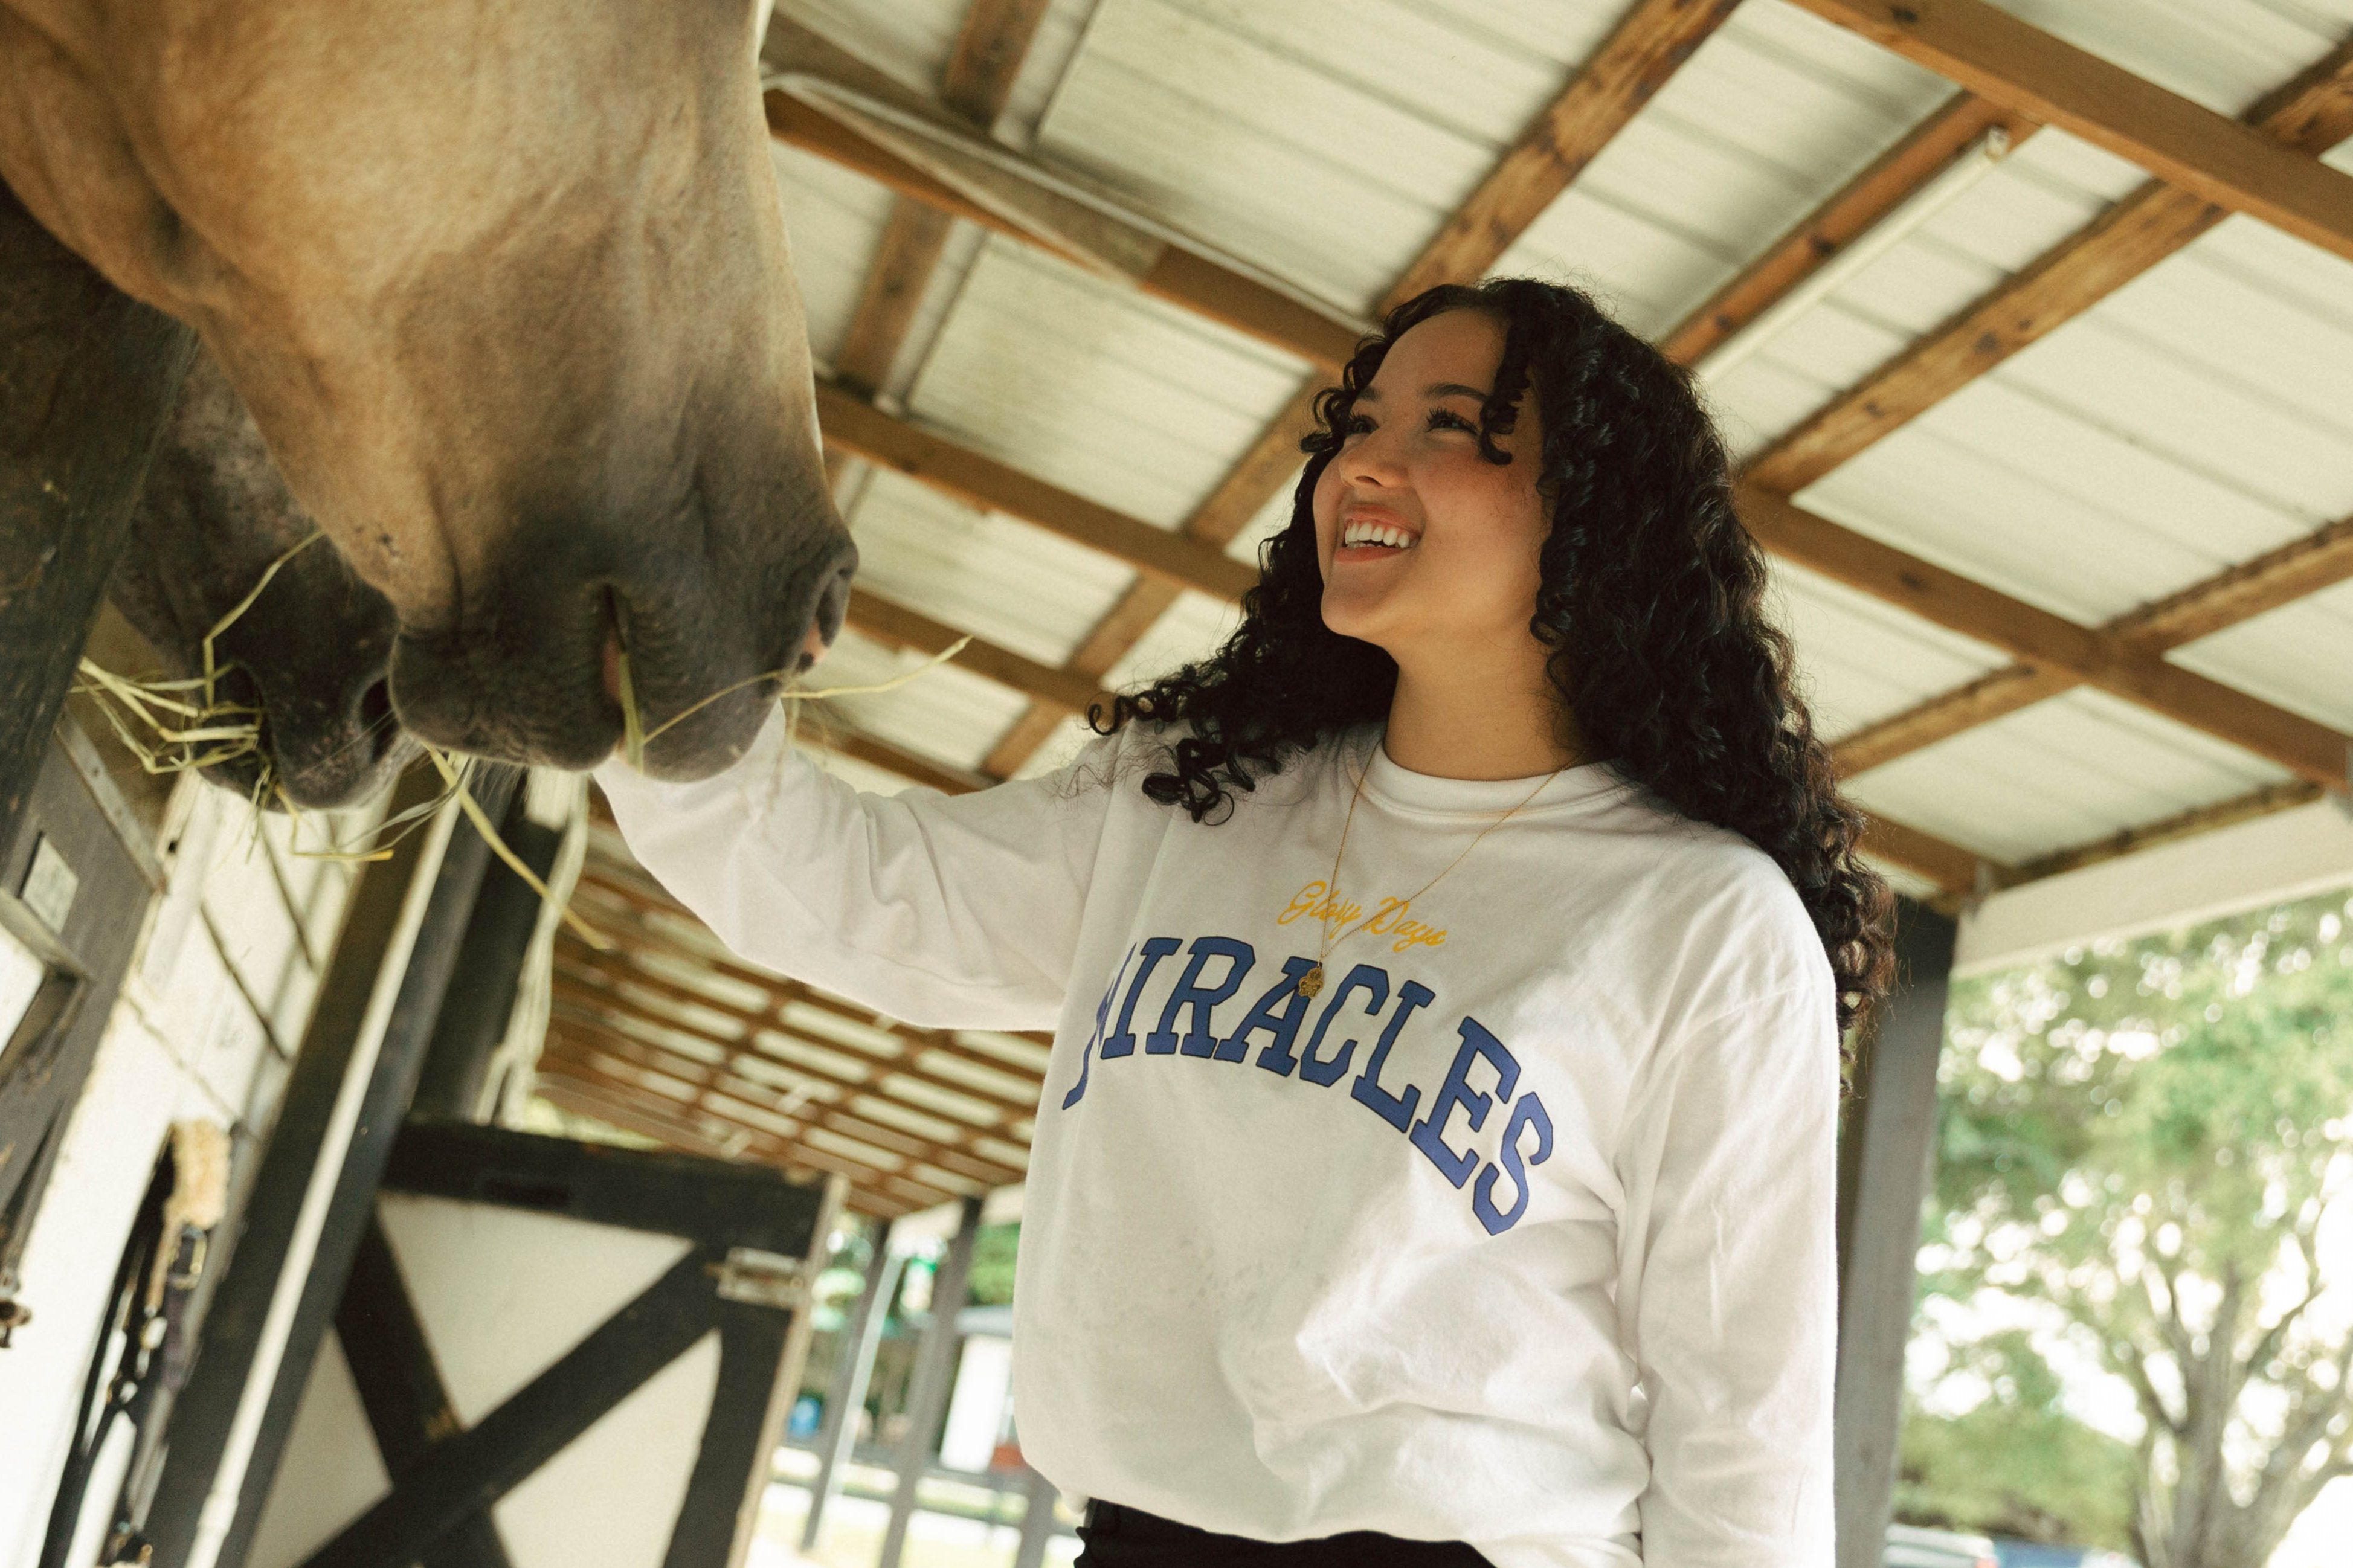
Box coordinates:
[1340,431,1406,486]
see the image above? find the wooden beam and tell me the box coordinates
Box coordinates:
[555,932,1045,1116]
[1859,815,1998,895]
[845,588,1116,716]
[1389,0,1743,303]
[1748,38,2353,493]
[1740,486,2352,789]
[1833,666,2071,776]
[545,1018,1023,1187]
[762,89,1359,370]
[939,0,1054,124]
[2006,780,2328,887]
[1785,2,2353,264]
[1659,92,2036,364]
[2111,512,2353,647]
[816,380,1257,602]
[549,962,1036,1128]
[829,0,1055,402]
[1831,510,2353,776]
[832,204,956,396]
[533,1066,943,1216]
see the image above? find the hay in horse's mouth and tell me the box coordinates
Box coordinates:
[72,532,332,789]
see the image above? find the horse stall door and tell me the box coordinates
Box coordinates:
[242,1123,840,1568]
[0,722,163,1338]
[0,748,385,1568]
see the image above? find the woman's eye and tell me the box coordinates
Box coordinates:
[1343,414,1376,437]
[1428,408,1477,434]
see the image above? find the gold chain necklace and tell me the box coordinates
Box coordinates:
[1296,748,1568,998]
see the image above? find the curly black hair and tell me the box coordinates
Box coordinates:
[1094,278,1894,1031]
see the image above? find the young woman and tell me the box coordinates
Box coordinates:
[597,278,1893,1567]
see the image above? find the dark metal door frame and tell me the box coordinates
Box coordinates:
[310,1120,837,1568]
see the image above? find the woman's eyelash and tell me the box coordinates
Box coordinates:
[1342,408,1476,437]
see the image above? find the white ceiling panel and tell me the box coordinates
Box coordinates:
[904,240,1308,528]
[2168,576,2353,731]
[1843,687,2292,864]
[770,143,900,367]
[802,632,1030,772]
[846,469,1138,667]
[1769,562,2013,742]
[1103,590,1242,691]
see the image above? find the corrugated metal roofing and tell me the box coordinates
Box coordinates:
[553,0,2353,1204]
[766,0,2353,864]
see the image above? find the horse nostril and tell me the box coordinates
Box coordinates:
[356,678,396,757]
[800,559,855,673]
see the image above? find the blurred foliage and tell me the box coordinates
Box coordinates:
[969,1220,1019,1306]
[1906,885,2353,1568]
[1898,1329,2139,1547]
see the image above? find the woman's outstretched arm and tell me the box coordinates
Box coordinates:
[593,713,1123,1032]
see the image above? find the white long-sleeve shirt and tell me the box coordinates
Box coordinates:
[595,715,1838,1567]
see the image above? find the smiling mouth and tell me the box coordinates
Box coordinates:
[1339,518,1418,551]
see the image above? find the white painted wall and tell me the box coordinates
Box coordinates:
[0,778,369,1568]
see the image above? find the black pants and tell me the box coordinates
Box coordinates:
[1074,1500,1489,1566]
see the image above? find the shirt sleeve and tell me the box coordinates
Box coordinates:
[591,710,1126,1032]
[1615,978,1840,1567]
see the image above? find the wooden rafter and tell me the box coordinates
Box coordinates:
[845,588,1115,718]
[550,956,1038,1130]
[1832,511,2353,776]
[1740,487,2352,789]
[534,1059,957,1216]
[1658,92,2037,363]
[980,0,1746,774]
[538,840,1054,1212]
[816,381,1256,602]
[824,0,1053,402]
[762,16,1362,371]
[571,869,1053,1079]
[1785,1,2353,264]
[1748,39,2353,494]
[545,1011,1024,1188]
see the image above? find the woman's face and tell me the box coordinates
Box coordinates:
[1311,310,1548,661]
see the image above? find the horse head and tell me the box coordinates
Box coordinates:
[1,0,852,777]
[110,350,414,811]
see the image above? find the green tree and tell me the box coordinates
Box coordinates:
[1898,1329,2140,1546]
[1919,887,2353,1568]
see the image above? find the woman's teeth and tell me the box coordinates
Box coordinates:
[1341,521,1416,550]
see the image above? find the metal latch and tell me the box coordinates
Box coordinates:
[712,1247,810,1310]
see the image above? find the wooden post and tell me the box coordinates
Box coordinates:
[138,768,520,1568]
[0,181,195,861]
[800,1221,902,1552]
[410,785,564,1121]
[877,1197,982,1568]
[1011,1467,1060,1568]
[1833,897,1959,1568]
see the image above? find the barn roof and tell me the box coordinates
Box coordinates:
[544,0,2353,1215]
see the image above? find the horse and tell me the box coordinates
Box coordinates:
[108,347,415,810]
[0,0,854,779]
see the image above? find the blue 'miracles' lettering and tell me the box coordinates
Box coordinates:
[1299,965,1388,1086]
[1473,1091,1554,1234]
[1221,957,1322,1071]
[1102,937,1181,1059]
[1409,1016,1519,1186]
[1060,943,1139,1110]
[1348,979,1435,1129]
[1150,937,1256,1056]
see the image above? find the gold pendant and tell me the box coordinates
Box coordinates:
[1297,964,1324,999]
